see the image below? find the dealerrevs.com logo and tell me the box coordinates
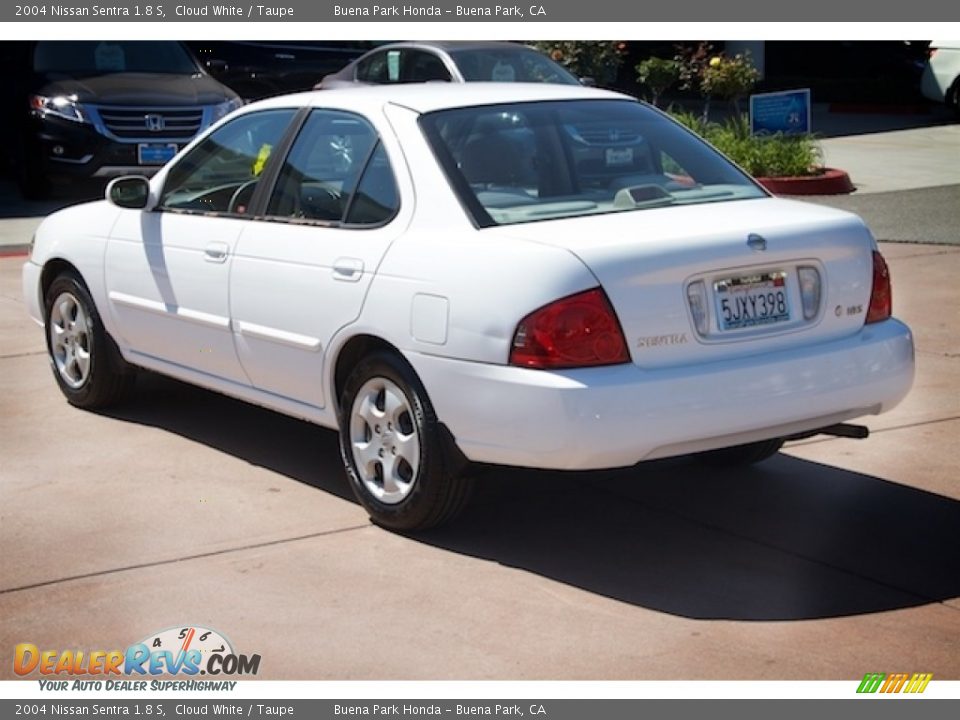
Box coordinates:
[14,626,260,688]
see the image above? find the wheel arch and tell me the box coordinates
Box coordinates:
[329,332,470,476]
[40,258,85,305]
[331,334,407,415]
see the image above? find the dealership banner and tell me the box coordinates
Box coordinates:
[4,0,959,21]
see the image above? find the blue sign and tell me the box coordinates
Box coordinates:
[749,89,811,135]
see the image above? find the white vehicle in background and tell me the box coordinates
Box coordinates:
[921,41,960,114]
[22,83,915,531]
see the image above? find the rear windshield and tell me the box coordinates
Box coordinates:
[420,99,767,227]
[34,41,199,76]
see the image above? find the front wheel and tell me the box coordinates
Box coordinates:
[339,352,472,531]
[697,438,784,467]
[44,273,135,408]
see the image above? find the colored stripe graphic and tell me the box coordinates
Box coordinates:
[857,673,885,693]
[857,672,932,694]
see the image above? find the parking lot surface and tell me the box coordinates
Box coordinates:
[1,238,959,680]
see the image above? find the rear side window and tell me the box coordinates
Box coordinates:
[266,109,399,226]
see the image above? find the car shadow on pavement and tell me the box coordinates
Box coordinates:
[100,371,355,503]
[104,373,960,623]
[417,459,960,621]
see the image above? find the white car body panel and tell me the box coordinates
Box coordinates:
[483,198,878,368]
[921,41,960,104]
[24,83,915,472]
[106,210,250,384]
[411,318,913,468]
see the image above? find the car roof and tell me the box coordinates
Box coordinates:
[246,82,631,116]
[364,41,547,53]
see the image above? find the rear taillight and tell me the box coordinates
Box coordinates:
[509,288,630,369]
[866,250,892,324]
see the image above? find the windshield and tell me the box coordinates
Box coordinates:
[420,100,767,227]
[34,41,200,76]
[449,47,579,85]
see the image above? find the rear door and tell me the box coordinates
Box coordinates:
[228,107,409,408]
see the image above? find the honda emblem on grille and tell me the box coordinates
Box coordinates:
[144,114,165,132]
[747,233,767,252]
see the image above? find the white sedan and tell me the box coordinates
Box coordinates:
[23,83,915,530]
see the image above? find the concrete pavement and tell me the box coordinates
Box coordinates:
[818,123,960,194]
[1,241,959,680]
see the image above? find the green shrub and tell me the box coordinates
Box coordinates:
[670,112,822,177]
[635,57,680,107]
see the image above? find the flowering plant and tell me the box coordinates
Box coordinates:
[529,41,627,87]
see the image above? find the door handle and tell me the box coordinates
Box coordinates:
[332,257,364,282]
[204,242,230,263]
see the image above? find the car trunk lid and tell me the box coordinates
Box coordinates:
[487,197,878,369]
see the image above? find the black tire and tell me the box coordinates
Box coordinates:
[697,438,784,467]
[338,351,472,531]
[44,273,135,409]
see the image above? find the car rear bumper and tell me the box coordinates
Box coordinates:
[409,318,915,470]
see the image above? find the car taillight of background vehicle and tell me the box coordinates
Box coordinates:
[509,288,630,369]
[866,250,892,324]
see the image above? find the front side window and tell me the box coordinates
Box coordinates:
[266,109,399,226]
[356,51,391,83]
[357,49,450,84]
[420,100,767,227]
[160,109,296,215]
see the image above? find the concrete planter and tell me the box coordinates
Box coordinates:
[757,168,855,196]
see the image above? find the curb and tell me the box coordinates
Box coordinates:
[757,168,855,196]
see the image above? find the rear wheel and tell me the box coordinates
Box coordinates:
[44,273,135,408]
[339,351,472,531]
[697,438,784,467]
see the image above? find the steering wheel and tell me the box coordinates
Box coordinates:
[226,179,259,215]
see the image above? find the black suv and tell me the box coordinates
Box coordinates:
[16,41,241,199]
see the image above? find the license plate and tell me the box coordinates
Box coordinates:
[137,143,178,165]
[605,147,633,166]
[715,271,790,331]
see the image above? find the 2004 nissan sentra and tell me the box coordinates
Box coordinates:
[22,83,915,530]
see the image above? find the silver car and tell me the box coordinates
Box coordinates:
[316,41,582,89]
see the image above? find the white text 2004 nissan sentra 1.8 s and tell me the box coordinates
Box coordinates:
[23,83,915,530]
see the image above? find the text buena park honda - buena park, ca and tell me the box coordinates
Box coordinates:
[334,705,546,716]
[334,5,547,17]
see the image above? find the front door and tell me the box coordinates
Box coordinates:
[105,108,297,384]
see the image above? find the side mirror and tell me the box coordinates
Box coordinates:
[106,176,152,209]
[579,76,597,87]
